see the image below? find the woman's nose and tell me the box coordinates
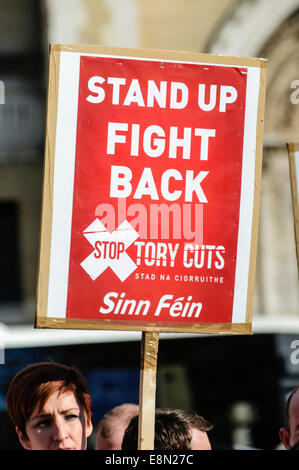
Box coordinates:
[53,418,68,441]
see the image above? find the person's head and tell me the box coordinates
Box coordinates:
[96,403,138,450]
[122,408,213,450]
[279,387,299,450]
[6,361,93,450]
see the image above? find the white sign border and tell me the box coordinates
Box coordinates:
[295,151,299,190]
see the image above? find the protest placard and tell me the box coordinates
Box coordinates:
[36,44,266,335]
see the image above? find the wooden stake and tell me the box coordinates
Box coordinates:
[138,330,159,450]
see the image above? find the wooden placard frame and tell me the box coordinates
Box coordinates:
[36,43,267,335]
[287,142,299,274]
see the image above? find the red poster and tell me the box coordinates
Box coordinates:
[67,55,246,325]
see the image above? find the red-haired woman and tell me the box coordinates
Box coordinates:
[6,361,93,450]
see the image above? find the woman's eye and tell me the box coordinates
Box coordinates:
[65,414,80,421]
[35,419,51,428]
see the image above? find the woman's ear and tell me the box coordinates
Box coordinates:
[279,427,290,450]
[86,419,93,438]
[15,427,32,450]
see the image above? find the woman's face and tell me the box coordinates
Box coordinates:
[17,389,92,450]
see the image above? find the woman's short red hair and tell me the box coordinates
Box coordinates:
[6,361,92,438]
